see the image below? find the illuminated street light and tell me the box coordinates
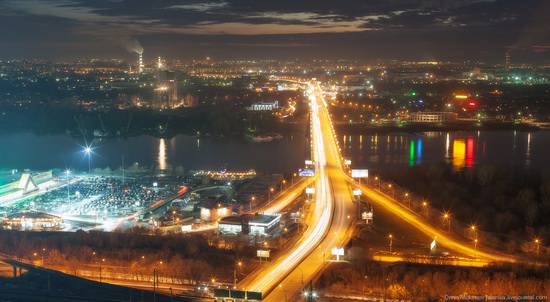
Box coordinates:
[470,225,478,239]
[84,146,92,174]
[388,184,394,198]
[269,187,274,201]
[535,238,540,257]
[279,284,288,302]
[443,213,451,232]
[65,169,71,203]
[318,245,326,263]
[389,234,393,255]
[234,261,242,289]
[474,239,478,256]
[422,201,428,216]
[404,193,410,207]
[250,196,255,213]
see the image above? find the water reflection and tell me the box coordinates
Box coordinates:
[158,138,167,170]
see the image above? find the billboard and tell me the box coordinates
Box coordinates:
[352,189,362,196]
[305,160,313,165]
[331,247,344,256]
[257,250,270,258]
[298,168,315,177]
[351,169,368,178]
[305,187,315,194]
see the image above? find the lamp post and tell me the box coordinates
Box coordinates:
[535,239,540,257]
[470,225,478,239]
[65,169,71,203]
[295,266,304,288]
[269,187,274,202]
[99,258,105,282]
[404,193,410,207]
[474,239,478,256]
[318,245,326,263]
[85,146,92,174]
[292,173,297,187]
[422,201,428,217]
[234,261,242,289]
[278,284,288,302]
[388,234,393,255]
[388,184,394,199]
[374,177,380,190]
[443,213,451,232]
[250,196,255,213]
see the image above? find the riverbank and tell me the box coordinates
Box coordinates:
[335,121,540,135]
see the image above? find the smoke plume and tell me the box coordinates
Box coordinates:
[122,37,144,54]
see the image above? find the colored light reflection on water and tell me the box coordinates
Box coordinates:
[452,139,466,169]
[409,140,415,166]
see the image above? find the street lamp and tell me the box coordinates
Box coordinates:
[388,234,393,255]
[269,187,274,201]
[278,284,288,302]
[422,201,428,216]
[388,184,394,198]
[234,261,242,289]
[443,213,451,232]
[65,169,71,203]
[250,196,255,213]
[535,238,540,257]
[404,193,410,207]
[470,225,478,239]
[474,239,478,256]
[84,146,92,174]
[318,245,326,263]
[374,176,381,190]
[100,258,105,282]
[292,173,297,186]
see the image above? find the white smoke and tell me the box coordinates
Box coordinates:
[122,37,144,54]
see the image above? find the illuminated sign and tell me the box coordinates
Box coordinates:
[305,187,315,194]
[353,189,362,196]
[298,169,315,177]
[331,247,344,256]
[181,225,192,232]
[351,169,368,178]
[455,94,468,99]
[257,250,270,258]
[344,159,351,165]
[305,160,313,165]
[362,211,373,219]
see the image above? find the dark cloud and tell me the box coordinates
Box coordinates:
[0,0,547,62]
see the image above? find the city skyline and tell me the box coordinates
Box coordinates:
[1,0,549,63]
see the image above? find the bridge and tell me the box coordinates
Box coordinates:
[227,81,517,301]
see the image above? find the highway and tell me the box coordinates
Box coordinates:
[242,80,517,301]
[241,83,357,301]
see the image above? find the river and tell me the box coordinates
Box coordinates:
[0,130,547,176]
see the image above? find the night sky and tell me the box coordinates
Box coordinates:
[1,0,548,63]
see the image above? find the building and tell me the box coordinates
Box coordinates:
[246,101,278,111]
[199,199,233,222]
[409,112,458,123]
[2,210,63,230]
[0,171,53,204]
[218,213,281,235]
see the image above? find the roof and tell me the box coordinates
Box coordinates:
[4,210,62,221]
[219,213,279,225]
